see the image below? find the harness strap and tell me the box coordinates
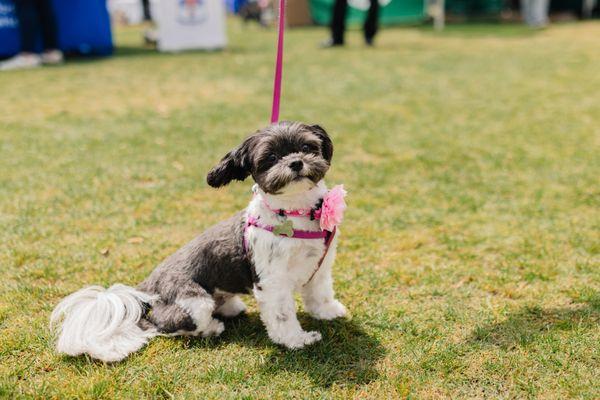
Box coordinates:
[303,226,336,286]
[243,216,336,286]
[246,215,328,240]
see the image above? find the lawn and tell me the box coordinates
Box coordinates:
[1,20,599,399]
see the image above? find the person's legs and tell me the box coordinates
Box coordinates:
[15,0,39,53]
[34,0,63,64]
[0,0,42,70]
[142,0,152,21]
[330,0,348,45]
[364,0,380,45]
[36,0,60,51]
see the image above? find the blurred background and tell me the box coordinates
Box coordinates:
[0,0,599,59]
[1,0,599,398]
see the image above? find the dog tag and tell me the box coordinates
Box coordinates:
[273,220,294,237]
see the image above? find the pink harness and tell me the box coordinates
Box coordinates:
[243,204,336,286]
[260,197,323,220]
[245,215,330,241]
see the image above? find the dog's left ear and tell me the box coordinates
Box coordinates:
[310,124,333,163]
[207,135,257,188]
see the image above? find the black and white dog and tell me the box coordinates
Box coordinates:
[51,121,347,362]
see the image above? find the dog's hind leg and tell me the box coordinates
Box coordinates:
[144,301,196,335]
[177,295,225,337]
[214,291,247,318]
[146,284,224,337]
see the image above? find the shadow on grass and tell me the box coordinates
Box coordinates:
[412,22,541,39]
[113,46,228,59]
[185,313,385,387]
[114,46,164,59]
[55,312,384,388]
[469,301,600,349]
[61,46,229,65]
[415,298,600,374]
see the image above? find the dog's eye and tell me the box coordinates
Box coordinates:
[301,144,311,153]
[267,154,278,162]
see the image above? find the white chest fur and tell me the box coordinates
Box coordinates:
[245,181,337,290]
[244,180,346,350]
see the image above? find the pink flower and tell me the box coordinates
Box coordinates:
[320,185,347,231]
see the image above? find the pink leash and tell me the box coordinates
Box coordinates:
[270,0,286,123]
[256,3,333,285]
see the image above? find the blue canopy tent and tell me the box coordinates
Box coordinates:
[0,0,113,59]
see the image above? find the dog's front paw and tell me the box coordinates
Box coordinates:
[277,330,322,349]
[308,300,347,320]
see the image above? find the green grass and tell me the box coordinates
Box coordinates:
[1,21,599,399]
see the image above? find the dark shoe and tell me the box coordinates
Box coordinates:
[320,38,344,48]
[365,37,375,46]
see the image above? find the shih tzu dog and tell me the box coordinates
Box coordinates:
[51,121,348,362]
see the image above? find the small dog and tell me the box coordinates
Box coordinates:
[51,121,347,362]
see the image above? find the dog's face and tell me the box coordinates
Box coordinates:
[207,121,333,195]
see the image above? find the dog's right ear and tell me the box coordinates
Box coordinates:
[207,135,257,188]
[310,124,333,163]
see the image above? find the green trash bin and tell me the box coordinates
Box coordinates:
[309,0,425,26]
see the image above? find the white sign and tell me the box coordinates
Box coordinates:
[158,0,226,52]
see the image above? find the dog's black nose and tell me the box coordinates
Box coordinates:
[289,160,303,172]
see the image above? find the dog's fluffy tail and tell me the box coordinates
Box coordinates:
[50,284,158,362]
